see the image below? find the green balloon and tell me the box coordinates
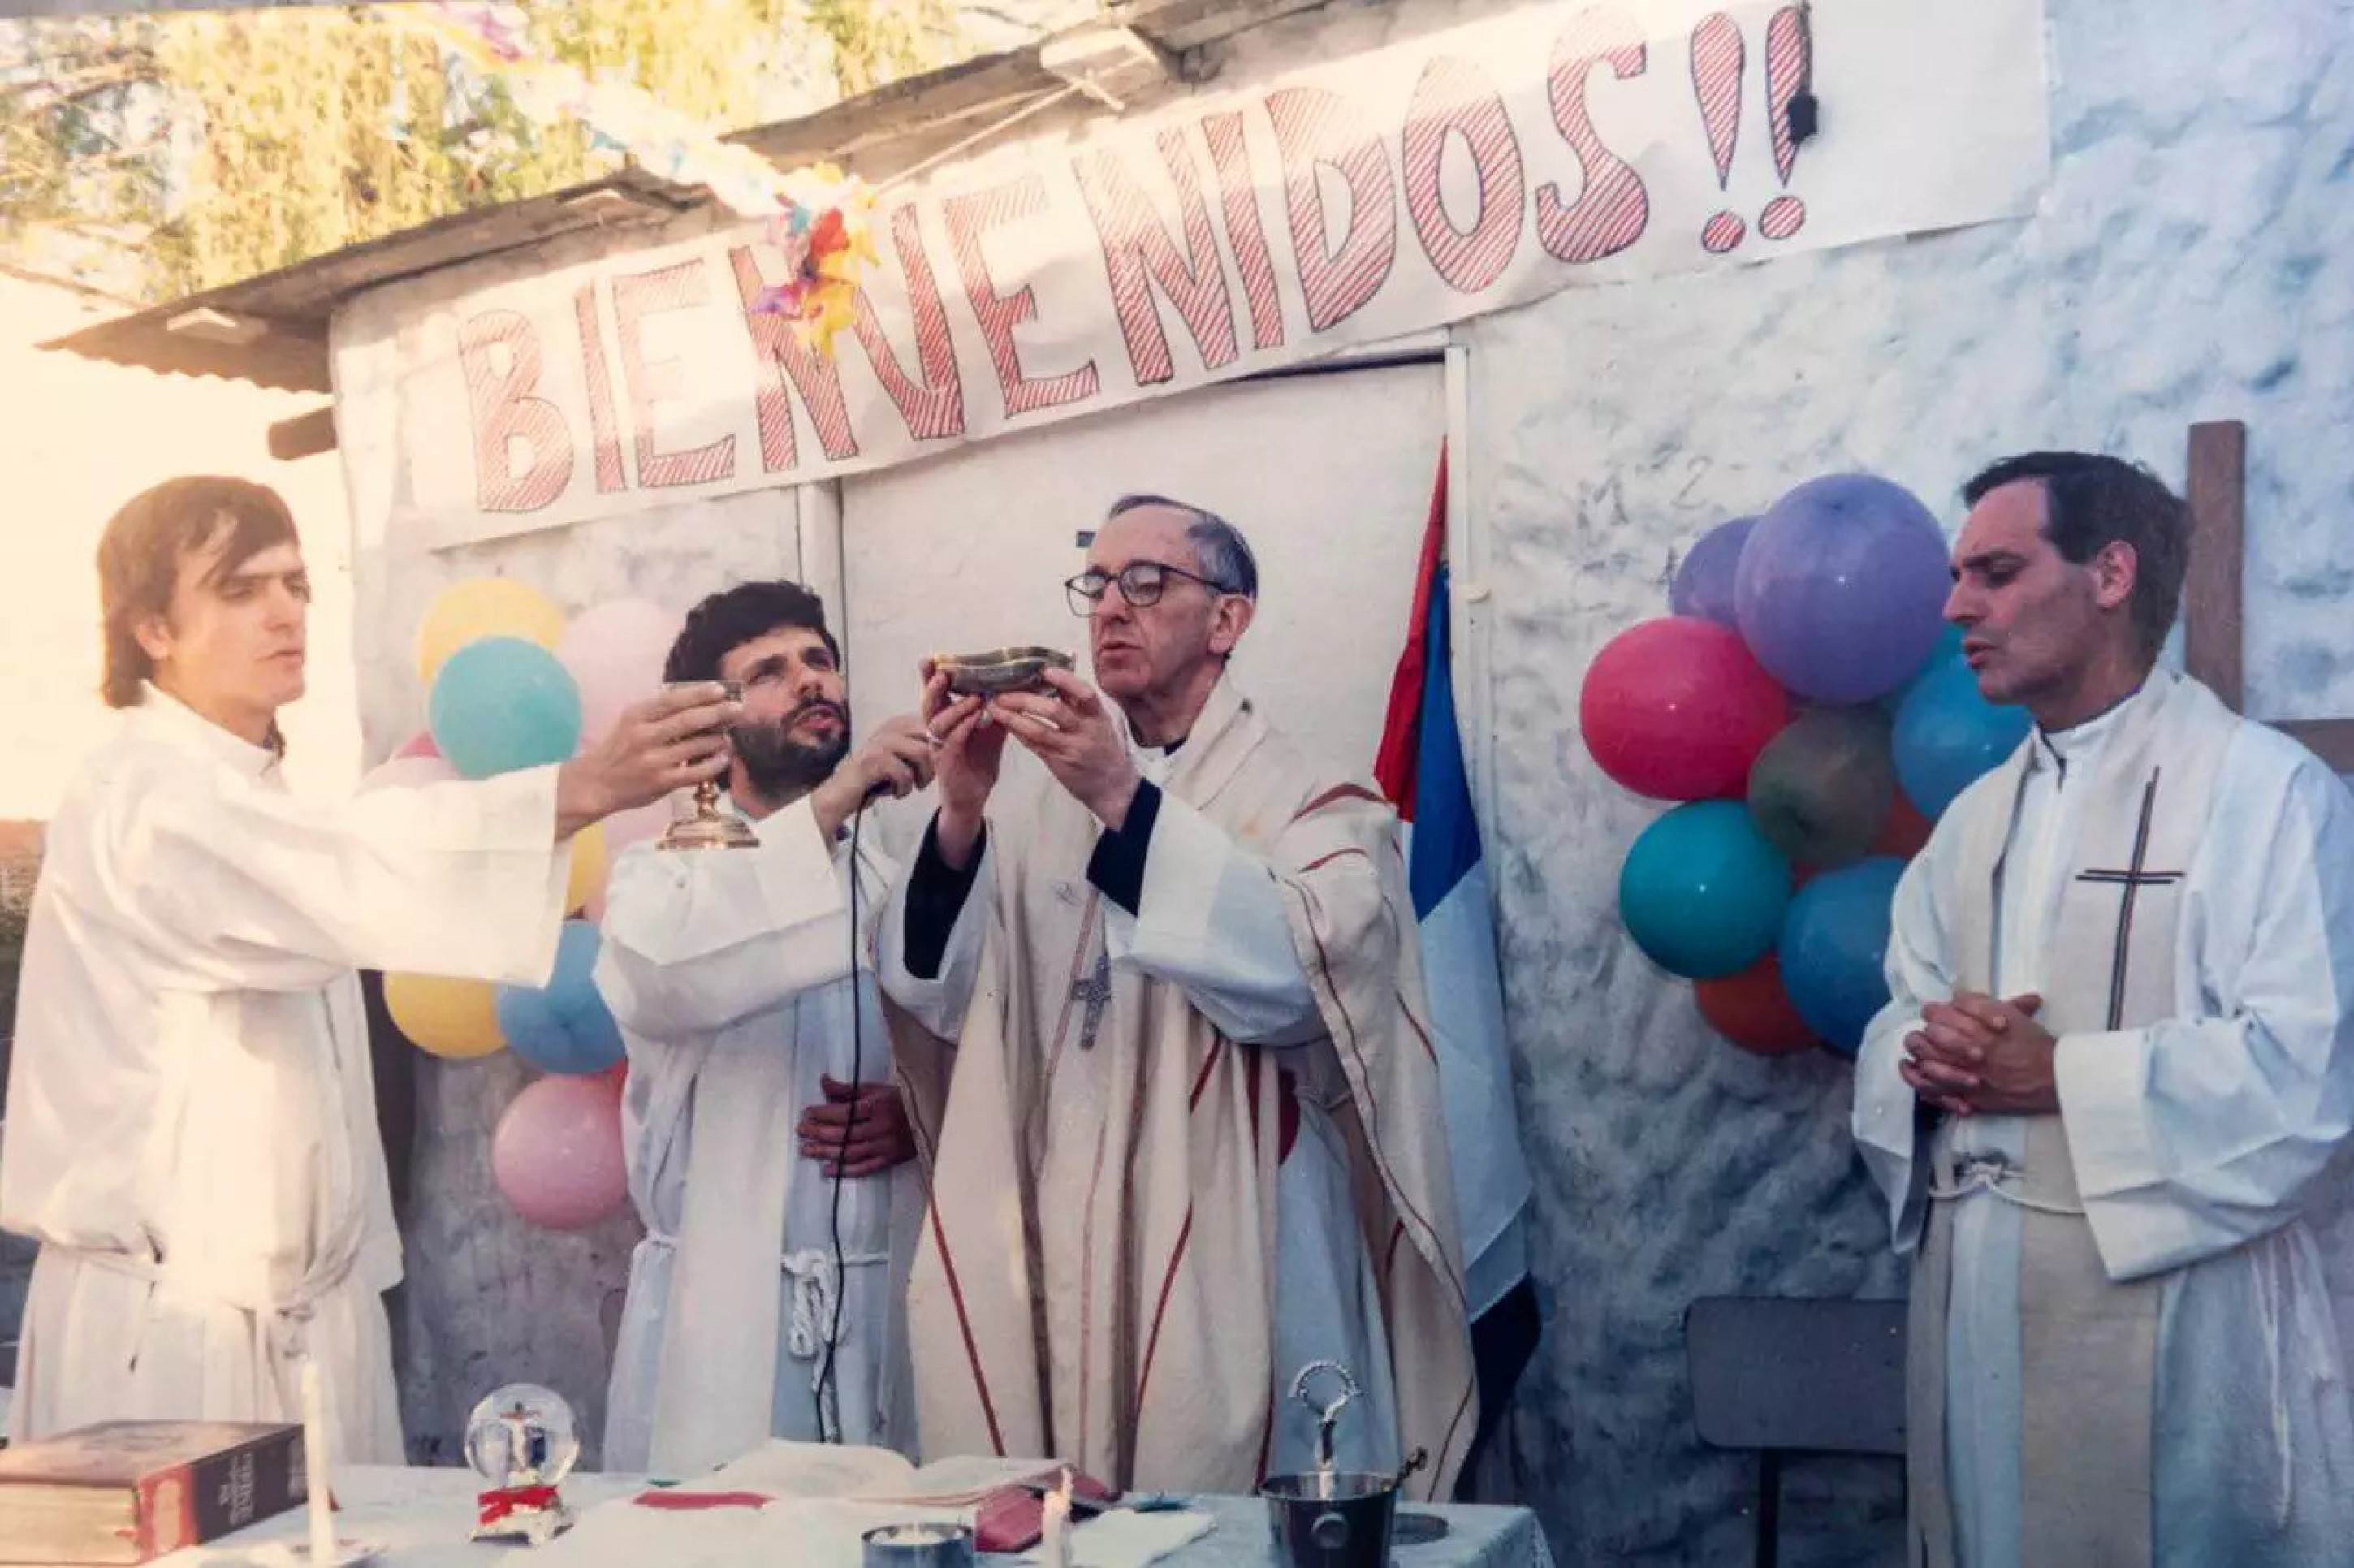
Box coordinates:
[1747,708,1896,869]
[1618,801,1793,979]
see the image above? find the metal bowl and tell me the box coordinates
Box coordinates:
[934,646,1074,695]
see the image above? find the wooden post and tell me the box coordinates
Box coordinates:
[2178,419,2354,770]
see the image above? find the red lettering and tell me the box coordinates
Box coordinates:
[940,175,1100,419]
[1071,131,1240,385]
[1535,7,1651,263]
[457,309,571,514]
[611,259,737,490]
[1400,55,1527,294]
[1199,111,1286,352]
[1264,86,1397,333]
[571,287,626,494]
[849,205,965,442]
[727,246,861,472]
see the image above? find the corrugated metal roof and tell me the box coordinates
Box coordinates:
[41,0,1320,393]
[43,168,703,393]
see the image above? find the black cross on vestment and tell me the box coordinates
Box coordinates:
[1073,950,1113,1051]
[2073,770,2180,1030]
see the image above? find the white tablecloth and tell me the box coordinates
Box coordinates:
[169,1466,1554,1567]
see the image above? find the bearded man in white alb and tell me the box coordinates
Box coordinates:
[2,477,734,1461]
[1853,451,2354,1566]
[596,580,935,1475]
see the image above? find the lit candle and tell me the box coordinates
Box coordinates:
[1039,1469,1073,1568]
[300,1359,335,1565]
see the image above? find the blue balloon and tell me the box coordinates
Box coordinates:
[1893,654,2033,819]
[1779,857,1907,1057]
[1734,473,1951,705]
[496,920,625,1076]
[1668,516,1756,628]
[430,637,582,780]
[1882,624,1967,714]
[1618,801,1792,979]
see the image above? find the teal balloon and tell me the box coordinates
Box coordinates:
[496,920,625,1076]
[1618,801,1793,979]
[1893,653,2032,819]
[430,636,582,780]
[1779,857,1906,1057]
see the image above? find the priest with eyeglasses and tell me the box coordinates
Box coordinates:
[876,494,1475,1497]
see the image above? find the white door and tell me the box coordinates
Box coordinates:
[836,359,1446,797]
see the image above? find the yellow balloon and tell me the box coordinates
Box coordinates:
[385,972,507,1060]
[566,823,608,917]
[416,578,565,688]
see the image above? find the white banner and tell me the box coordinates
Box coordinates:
[378,0,2048,546]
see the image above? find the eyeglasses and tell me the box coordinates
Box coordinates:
[1064,560,1241,616]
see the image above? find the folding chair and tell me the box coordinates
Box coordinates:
[1685,1296,1907,1568]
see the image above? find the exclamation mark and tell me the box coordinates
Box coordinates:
[1690,12,1746,253]
[1761,5,1814,240]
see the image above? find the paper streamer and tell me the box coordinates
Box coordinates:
[398,2,876,346]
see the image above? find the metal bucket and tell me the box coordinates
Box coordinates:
[1260,1468,1402,1568]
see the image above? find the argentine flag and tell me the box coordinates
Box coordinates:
[1374,454,1537,1462]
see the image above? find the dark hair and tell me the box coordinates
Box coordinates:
[97,477,299,709]
[1961,451,2192,663]
[663,580,840,684]
[1106,493,1259,601]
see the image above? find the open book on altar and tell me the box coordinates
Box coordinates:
[695,1441,1076,1506]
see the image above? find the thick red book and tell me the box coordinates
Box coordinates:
[0,1420,306,1564]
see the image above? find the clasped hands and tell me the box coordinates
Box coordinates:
[1898,991,2060,1117]
[797,1076,916,1177]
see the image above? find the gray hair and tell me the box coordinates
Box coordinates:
[1106,493,1259,601]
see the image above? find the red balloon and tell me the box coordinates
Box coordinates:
[394,729,441,760]
[1871,794,1935,859]
[1580,618,1790,800]
[1695,954,1818,1056]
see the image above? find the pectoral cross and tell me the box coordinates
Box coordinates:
[1073,951,1113,1052]
[2074,771,2181,1029]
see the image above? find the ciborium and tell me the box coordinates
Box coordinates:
[932,646,1074,697]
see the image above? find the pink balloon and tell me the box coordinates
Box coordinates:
[361,755,460,793]
[394,730,442,760]
[556,599,684,745]
[490,1075,628,1230]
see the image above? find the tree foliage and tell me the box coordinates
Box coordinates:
[1,0,968,301]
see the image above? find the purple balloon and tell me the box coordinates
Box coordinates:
[1669,516,1756,627]
[1734,474,1950,703]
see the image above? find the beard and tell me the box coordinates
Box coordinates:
[733,698,851,801]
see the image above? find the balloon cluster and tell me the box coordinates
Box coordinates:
[368,581,686,1229]
[1579,474,2031,1058]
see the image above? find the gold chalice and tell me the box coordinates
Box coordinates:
[657,679,759,851]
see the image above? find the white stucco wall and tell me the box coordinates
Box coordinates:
[328,0,2354,1553]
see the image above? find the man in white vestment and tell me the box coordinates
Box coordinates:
[595,581,935,1475]
[1852,451,2354,1566]
[2,477,736,1460]
[879,495,1476,1497]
